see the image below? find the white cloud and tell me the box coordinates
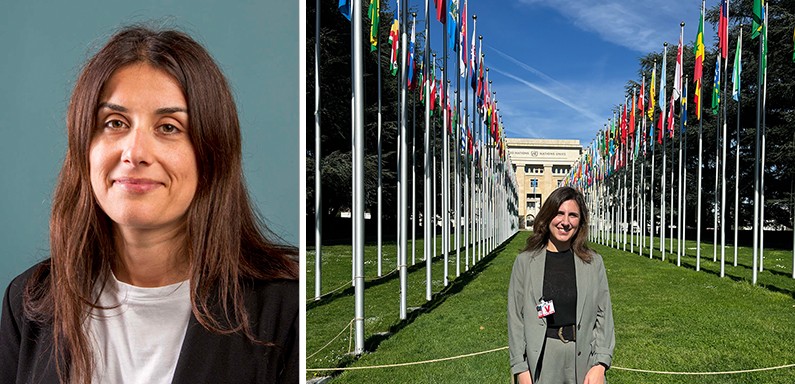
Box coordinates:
[516,0,700,53]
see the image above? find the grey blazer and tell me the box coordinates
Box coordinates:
[507,248,615,384]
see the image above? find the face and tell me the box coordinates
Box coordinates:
[548,199,581,247]
[90,63,197,233]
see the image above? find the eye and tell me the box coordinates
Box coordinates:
[157,124,180,135]
[103,119,127,130]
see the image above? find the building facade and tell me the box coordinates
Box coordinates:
[506,138,582,229]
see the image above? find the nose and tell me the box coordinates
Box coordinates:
[121,127,153,166]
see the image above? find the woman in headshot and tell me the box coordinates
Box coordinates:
[508,186,614,384]
[0,27,298,383]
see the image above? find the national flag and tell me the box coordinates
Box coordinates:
[719,0,729,58]
[620,102,627,144]
[447,0,459,52]
[459,0,467,77]
[429,65,437,114]
[761,7,768,76]
[476,41,484,104]
[673,26,684,100]
[434,0,446,23]
[711,55,720,115]
[639,76,646,119]
[656,112,663,144]
[419,61,426,103]
[659,46,667,113]
[469,15,477,81]
[648,65,656,120]
[368,0,380,52]
[792,26,795,62]
[681,76,688,131]
[407,17,417,89]
[630,91,636,137]
[751,0,763,39]
[339,0,351,20]
[732,29,742,101]
[388,17,399,76]
[694,0,705,120]
[667,94,675,138]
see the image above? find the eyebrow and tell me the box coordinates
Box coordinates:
[98,102,188,115]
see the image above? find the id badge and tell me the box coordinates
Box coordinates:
[536,299,555,319]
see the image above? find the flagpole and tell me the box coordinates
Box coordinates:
[678,72,684,267]
[352,0,366,355]
[442,66,449,286]
[696,0,705,271]
[759,8,768,273]
[411,13,417,267]
[398,0,409,320]
[752,1,762,285]
[650,102,656,259]
[376,3,384,278]
[631,88,637,254]
[432,53,438,271]
[720,30,729,278]
[424,0,432,301]
[455,31,462,278]
[314,0,322,300]
[669,99,674,256]
[733,26,742,267]
[661,42,668,262]
[681,75,688,266]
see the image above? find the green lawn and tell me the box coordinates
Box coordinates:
[307,232,795,383]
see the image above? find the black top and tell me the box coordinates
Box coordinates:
[0,262,298,384]
[542,248,577,327]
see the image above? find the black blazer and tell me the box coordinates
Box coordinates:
[0,263,298,383]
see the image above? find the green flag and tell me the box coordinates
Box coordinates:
[368,0,380,52]
[711,55,720,115]
[732,30,742,101]
[751,0,763,39]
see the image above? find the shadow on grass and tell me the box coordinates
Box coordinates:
[308,238,510,311]
[598,241,795,300]
[318,233,517,377]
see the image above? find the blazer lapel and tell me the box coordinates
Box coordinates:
[528,249,546,325]
[574,253,588,324]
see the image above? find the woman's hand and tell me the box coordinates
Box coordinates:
[583,364,606,384]
[515,370,532,384]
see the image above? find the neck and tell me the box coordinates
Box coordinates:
[546,239,571,253]
[112,224,189,287]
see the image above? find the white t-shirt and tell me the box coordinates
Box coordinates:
[87,274,192,384]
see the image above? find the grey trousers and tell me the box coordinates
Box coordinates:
[536,336,576,384]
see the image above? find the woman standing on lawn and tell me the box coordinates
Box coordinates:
[508,186,614,384]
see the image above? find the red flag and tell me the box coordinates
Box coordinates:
[620,103,627,144]
[630,93,636,137]
[718,0,728,58]
[667,95,675,138]
[434,0,446,23]
[657,113,663,144]
[638,77,645,119]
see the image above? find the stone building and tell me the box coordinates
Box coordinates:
[505,138,582,229]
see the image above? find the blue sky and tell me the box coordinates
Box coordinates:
[411,0,720,146]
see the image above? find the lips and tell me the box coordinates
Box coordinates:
[113,177,163,193]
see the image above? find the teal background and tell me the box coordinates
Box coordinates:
[0,1,299,291]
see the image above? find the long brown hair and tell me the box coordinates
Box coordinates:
[23,26,298,383]
[523,186,593,262]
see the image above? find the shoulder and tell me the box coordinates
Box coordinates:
[4,261,50,310]
[242,278,298,335]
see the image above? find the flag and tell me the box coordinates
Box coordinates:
[630,91,636,137]
[639,77,646,120]
[667,94,675,138]
[719,0,728,58]
[620,103,627,144]
[792,26,795,63]
[761,7,768,76]
[429,65,437,114]
[751,0,763,39]
[339,0,351,20]
[435,0,446,23]
[388,17,399,76]
[659,47,667,112]
[368,0,380,52]
[648,65,656,119]
[407,17,416,89]
[656,113,663,144]
[673,26,683,100]
[694,0,705,120]
[681,76,688,131]
[732,29,742,101]
[469,15,477,81]
[459,0,467,77]
[711,55,720,115]
[448,0,459,53]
